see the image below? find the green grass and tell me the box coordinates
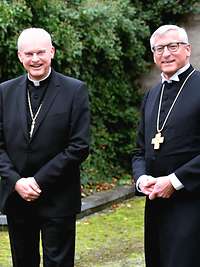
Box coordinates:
[0,229,12,267]
[0,197,145,267]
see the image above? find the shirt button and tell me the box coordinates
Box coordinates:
[33,94,38,100]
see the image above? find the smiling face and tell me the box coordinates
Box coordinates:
[153,30,191,79]
[18,30,55,81]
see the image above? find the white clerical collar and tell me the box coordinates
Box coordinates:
[161,63,190,84]
[28,67,51,86]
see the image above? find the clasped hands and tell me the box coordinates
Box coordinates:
[139,176,175,200]
[15,177,42,202]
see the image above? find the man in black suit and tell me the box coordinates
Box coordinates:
[132,25,200,267]
[0,28,90,267]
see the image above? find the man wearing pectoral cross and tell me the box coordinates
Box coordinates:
[132,25,200,267]
[0,28,90,267]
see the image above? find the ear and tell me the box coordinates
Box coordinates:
[185,44,191,57]
[18,51,23,63]
[153,53,157,64]
[50,46,55,59]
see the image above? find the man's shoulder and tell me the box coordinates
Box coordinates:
[192,69,200,79]
[53,70,85,87]
[0,75,25,88]
[147,81,161,95]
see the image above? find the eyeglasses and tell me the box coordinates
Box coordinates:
[152,42,188,55]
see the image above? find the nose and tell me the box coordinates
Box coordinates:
[32,53,39,61]
[162,46,171,57]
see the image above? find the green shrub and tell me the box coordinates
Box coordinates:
[0,0,32,80]
[0,0,198,185]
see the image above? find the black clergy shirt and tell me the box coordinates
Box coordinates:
[27,74,51,135]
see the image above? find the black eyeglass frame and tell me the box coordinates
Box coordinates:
[151,42,188,55]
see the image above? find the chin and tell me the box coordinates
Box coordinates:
[162,67,177,76]
[30,71,45,80]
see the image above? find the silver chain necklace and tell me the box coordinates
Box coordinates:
[151,69,195,150]
[27,90,43,138]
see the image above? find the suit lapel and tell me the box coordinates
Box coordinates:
[145,82,162,138]
[18,76,29,141]
[30,71,61,140]
[147,82,162,119]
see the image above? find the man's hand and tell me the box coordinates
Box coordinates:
[149,176,175,200]
[139,176,157,195]
[15,177,42,202]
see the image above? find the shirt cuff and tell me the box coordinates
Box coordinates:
[168,173,184,190]
[136,175,154,192]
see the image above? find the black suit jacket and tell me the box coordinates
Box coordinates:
[0,70,90,216]
[132,66,200,196]
[132,66,200,267]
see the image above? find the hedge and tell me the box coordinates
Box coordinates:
[0,0,198,185]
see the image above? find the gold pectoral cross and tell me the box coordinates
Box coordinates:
[151,132,164,150]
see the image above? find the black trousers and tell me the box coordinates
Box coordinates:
[7,213,76,267]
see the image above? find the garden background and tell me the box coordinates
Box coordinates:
[0,0,198,189]
[0,1,200,266]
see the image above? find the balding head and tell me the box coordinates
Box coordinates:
[17,28,53,51]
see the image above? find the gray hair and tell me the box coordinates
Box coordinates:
[17,28,52,51]
[150,25,189,50]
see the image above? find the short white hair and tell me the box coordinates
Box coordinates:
[17,28,52,51]
[150,25,189,50]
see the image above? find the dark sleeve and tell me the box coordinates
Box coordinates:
[132,92,148,194]
[34,83,90,187]
[0,85,21,207]
[175,155,200,192]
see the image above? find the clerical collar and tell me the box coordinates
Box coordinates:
[161,63,190,84]
[28,67,51,86]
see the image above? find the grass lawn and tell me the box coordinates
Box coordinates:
[0,197,145,267]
